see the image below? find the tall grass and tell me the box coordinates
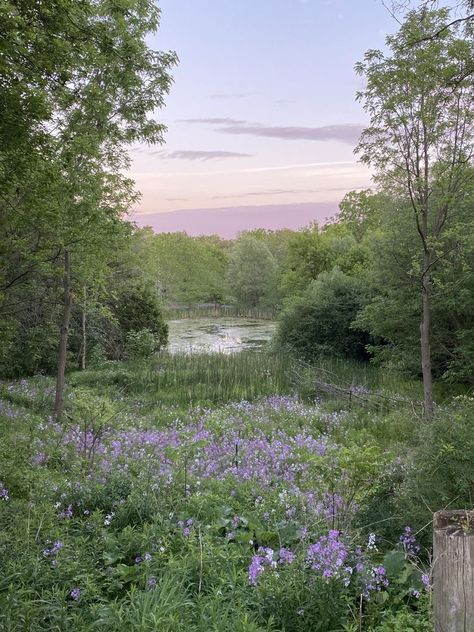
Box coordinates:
[70,351,293,409]
[165,304,275,320]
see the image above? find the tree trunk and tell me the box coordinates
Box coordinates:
[54,250,73,420]
[80,285,86,370]
[420,251,434,419]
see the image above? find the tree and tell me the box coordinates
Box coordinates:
[0,1,177,418]
[355,7,474,417]
[227,235,278,309]
[276,269,370,361]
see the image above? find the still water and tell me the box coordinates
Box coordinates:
[166,318,276,354]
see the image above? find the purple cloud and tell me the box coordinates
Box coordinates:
[211,186,354,200]
[220,122,363,144]
[182,118,364,145]
[158,150,253,161]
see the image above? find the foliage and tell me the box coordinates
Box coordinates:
[395,396,474,537]
[276,269,371,361]
[227,235,278,309]
[124,329,162,360]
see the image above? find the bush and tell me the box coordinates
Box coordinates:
[109,285,168,359]
[394,395,474,541]
[124,329,161,359]
[276,268,370,361]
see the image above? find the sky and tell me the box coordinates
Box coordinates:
[130,0,400,237]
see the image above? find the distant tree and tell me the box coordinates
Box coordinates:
[278,224,332,299]
[227,235,278,309]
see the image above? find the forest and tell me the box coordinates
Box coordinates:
[1,1,474,630]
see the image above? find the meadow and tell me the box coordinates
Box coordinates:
[0,351,445,631]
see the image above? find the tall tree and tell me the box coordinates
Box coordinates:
[355,7,474,417]
[0,1,177,418]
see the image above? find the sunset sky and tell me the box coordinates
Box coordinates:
[130,0,401,236]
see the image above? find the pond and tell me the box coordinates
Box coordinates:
[166,318,276,354]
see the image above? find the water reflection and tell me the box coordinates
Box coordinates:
[166,318,276,354]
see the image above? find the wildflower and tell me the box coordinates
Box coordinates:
[58,504,73,520]
[248,555,265,586]
[248,547,276,585]
[362,565,390,597]
[399,526,420,557]
[69,587,80,601]
[104,512,114,526]
[0,482,9,501]
[421,573,430,589]
[43,540,63,558]
[367,533,377,550]
[147,576,157,590]
[307,530,352,584]
[279,547,296,565]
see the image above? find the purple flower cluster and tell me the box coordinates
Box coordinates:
[0,481,9,501]
[399,526,420,557]
[248,547,277,585]
[32,396,351,527]
[69,587,80,601]
[279,547,296,565]
[365,565,389,595]
[178,518,194,537]
[58,504,73,520]
[43,540,63,565]
[306,530,352,585]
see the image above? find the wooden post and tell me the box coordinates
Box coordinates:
[433,510,474,632]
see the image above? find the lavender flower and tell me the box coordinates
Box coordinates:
[43,540,63,558]
[248,547,276,585]
[69,587,80,601]
[399,526,420,557]
[307,531,352,584]
[58,504,73,520]
[0,482,9,501]
[421,573,431,590]
[279,547,296,565]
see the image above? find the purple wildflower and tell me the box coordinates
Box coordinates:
[43,540,63,558]
[69,587,80,601]
[307,530,352,584]
[279,547,296,565]
[248,547,276,585]
[0,482,9,501]
[399,526,420,557]
[58,504,73,520]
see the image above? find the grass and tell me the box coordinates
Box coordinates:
[165,305,275,320]
[69,351,294,411]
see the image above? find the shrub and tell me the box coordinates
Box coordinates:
[395,395,474,541]
[124,329,161,359]
[276,268,370,361]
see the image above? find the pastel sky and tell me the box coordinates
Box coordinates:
[130,0,399,236]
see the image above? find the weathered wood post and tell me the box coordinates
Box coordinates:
[433,510,474,631]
